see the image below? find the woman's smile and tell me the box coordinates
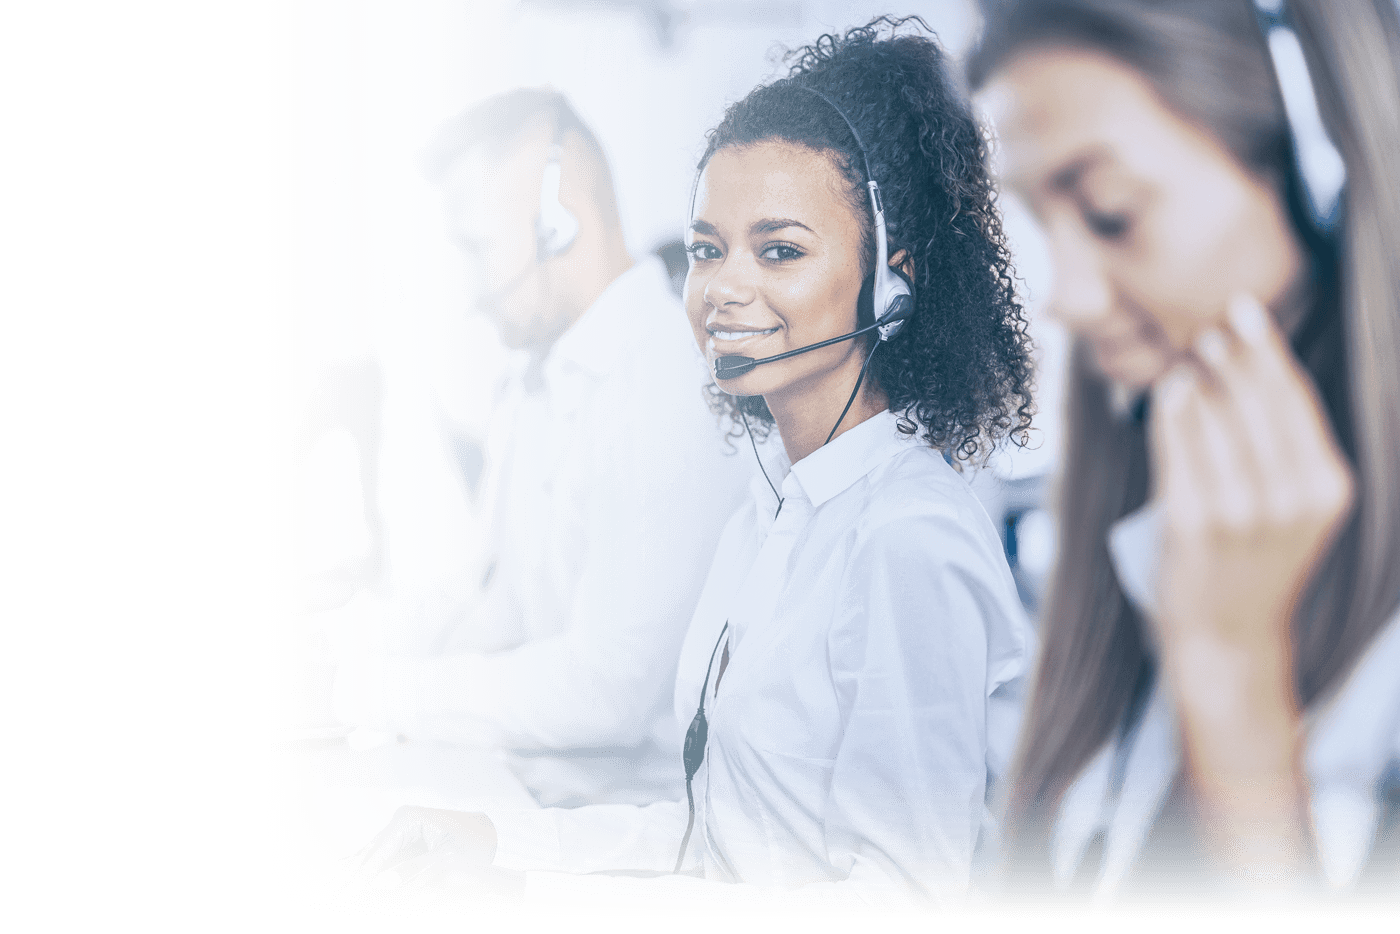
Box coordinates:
[706,324,781,349]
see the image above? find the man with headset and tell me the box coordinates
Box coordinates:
[332,88,749,808]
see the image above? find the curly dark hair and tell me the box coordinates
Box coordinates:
[694,15,1034,460]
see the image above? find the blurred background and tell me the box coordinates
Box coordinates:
[273,0,1058,728]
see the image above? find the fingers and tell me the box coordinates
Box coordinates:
[1222,292,1327,422]
[1227,295,1354,524]
[1220,296,1332,465]
[352,807,427,881]
[1191,295,1354,531]
[347,834,408,890]
[1151,365,1210,534]
[377,851,446,887]
[1193,324,1280,501]
[1149,293,1357,647]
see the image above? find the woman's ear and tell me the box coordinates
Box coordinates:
[889,248,915,283]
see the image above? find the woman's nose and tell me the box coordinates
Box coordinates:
[1044,226,1113,331]
[702,259,755,310]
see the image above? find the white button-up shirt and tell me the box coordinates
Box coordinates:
[359,258,750,805]
[491,410,1034,902]
[1049,505,1400,897]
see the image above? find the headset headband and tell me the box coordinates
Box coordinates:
[796,86,876,187]
[794,84,914,341]
[1250,0,1347,240]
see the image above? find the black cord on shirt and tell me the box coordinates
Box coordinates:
[740,407,783,517]
[675,341,883,873]
[674,621,730,874]
[824,338,881,446]
[737,339,882,520]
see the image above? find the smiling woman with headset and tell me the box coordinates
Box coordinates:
[354,16,1036,903]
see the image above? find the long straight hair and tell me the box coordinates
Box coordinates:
[969,0,1400,860]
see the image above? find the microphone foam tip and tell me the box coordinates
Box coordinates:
[714,355,757,379]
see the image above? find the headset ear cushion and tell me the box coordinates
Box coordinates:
[536,206,579,260]
[892,265,914,293]
[860,267,916,330]
[890,268,912,316]
[536,156,580,260]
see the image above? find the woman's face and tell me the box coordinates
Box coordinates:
[685,140,869,406]
[980,48,1307,392]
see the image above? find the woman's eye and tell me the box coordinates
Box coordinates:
[760,243,804,261]
[1084,210,1131,241]
[687,242,721,262]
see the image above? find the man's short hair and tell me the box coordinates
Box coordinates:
[424,88,603,182]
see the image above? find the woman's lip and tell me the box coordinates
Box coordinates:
[707,326,779,346]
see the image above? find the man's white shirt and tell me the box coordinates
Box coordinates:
[338,257,750,806]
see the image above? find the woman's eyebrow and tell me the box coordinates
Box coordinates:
[690,217,816,237]
[1048,147,1114,194]
[752,218,815,235]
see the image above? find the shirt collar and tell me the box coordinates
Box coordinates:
[787,409,917,509]
[1106,500,1164,653]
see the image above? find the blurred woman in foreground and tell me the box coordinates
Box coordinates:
[968,0,1400,898]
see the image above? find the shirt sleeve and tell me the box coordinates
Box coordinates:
[820,497,1030,902]
[378,362,746,752]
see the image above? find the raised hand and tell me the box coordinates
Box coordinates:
[1152,294,1353,650]
[338,806,498,890]
[1149,293,1354,884]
